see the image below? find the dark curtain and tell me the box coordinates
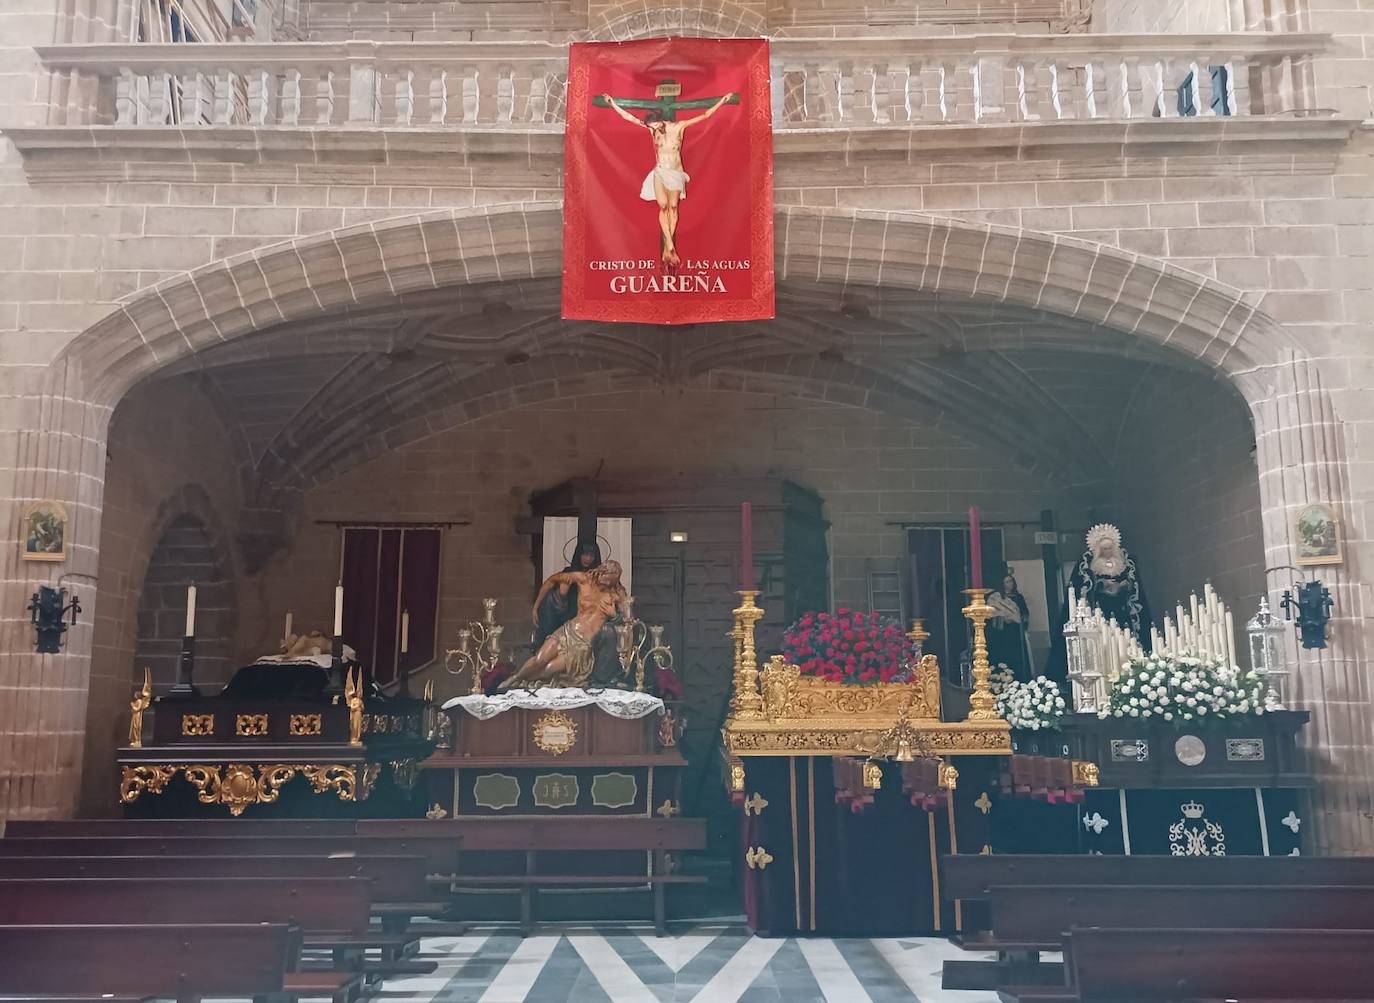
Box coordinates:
[341,527,442,686]
[906,527,1005,682]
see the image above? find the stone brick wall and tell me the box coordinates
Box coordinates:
[82,379,242,815]
[1113,375,1266,638]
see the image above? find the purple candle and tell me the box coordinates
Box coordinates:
[968,506,983,590]
[741,502,755,592]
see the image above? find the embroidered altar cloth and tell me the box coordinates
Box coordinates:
[443,687,664,721]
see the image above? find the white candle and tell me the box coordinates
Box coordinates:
[1190,592,1200,624]
[400,610,410,654]
[184,584,197,637]
[334,583,344,637]
[284,610,293,640]
[1231,604,1242,667]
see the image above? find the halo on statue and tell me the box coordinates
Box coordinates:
[562,532,616,567]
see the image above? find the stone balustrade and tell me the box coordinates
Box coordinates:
[36,33,1331,131]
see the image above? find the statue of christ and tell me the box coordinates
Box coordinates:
[602,92,736,269]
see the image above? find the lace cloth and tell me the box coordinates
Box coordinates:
[443,687,664,721]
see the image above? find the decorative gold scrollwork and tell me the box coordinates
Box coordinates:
[119,765,176,804]
[937,761,959,791]
[181,764,224,807]
[181,714,215,737]
[862,760,883,791]
[745,846,774,870]
[743,792,769,816]
[760,656,801,718]
[235,714,268,737]
[360,763,381,800]
[302,764,359,801]
[289,714,322,736]
[532,711,579,755]
[1072,760,1100,787]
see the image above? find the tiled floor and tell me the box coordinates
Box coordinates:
[368,921,1000,1003]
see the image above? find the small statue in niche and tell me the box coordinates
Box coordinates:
[128,666,152,747]
[502,561,631,689]
[658,708,678,748]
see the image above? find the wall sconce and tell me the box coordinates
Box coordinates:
[1281,580,1335,650]
[669,531,688,543]
[27,585,81,654]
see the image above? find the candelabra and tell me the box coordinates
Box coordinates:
[729,591,765,719]
[445,597,504,695]
[962,588,999,721]
[615,604,674,693]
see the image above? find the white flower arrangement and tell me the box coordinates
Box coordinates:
[990,665,1067,731]
[1100,653,1281,723]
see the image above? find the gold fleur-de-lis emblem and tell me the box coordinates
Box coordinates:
[974,791,992,814]
[746,845,774,870]
[743,792,769,816]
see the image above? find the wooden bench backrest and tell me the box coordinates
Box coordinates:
[358,817,708,850]
[0,923,291,996]
[5,818,358,837]
[0,834,459,873]
[0,877,371,933]
[992,884,1374,943]
[0,854,429,900]
[941,853,1374,900]
[1070,927,1374,998]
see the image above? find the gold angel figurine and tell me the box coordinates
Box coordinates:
[128,667,152,747]
[345,666,364,746]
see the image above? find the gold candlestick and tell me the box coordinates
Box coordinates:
[962,587,999,722]
[730,590,764,719]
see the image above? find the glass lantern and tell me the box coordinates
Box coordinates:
[1247,595,1290,706]
[1064,596,1102,714]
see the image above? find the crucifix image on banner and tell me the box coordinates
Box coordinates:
[562,36,774,324]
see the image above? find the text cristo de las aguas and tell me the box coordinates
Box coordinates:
[589,258,750,293]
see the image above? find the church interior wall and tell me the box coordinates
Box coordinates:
[240,386,1087,704]
[81,379,244,814]
[1110,372,1266,642]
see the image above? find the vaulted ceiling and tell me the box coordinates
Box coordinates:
[139,274,1241,514]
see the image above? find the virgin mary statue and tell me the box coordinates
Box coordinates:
[1045,523,1152,681]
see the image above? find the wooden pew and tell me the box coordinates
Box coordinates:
[991,884,1374,950]
[0,876,390,994]
[0,923,297,1002]
[0,833,460,875]
[1067,927,1374,1002]
[942,853,1374,902]
[4,818,358,837]
[363,818,708,936]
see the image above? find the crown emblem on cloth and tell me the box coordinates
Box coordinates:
[1181,800,1205,819]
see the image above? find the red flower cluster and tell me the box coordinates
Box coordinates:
[782,608,912,684]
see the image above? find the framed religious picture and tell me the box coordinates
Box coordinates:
[21,500,67,562]
[1295,503,1341,566]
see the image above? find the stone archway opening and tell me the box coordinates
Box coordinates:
[8,203,1358,851]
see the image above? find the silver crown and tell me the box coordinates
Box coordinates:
[1181,800,1205,819]
[1086,522,1122,552]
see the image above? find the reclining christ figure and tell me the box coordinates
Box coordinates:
[602,92,736,270]
[500,560,630,690]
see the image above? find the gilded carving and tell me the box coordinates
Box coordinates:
[975,791,992,814]
[724,722,1011,759]
[656,799,680,817]
[303,764,361,801]
[1072,760,1101,787]
[532,710,579,755]
[938,761,959,790]
[861,760,883,791]
[235,714,268,737]
[426,803,449,820]
[119,764,176,804]
[760,656,800,718]
[745,846,774,870]
[128,667,152,747]
[743,791,769,816]
[289,713,322,736]
[729,761,746,792]
[345,667,364,746]
[181,714,215,737]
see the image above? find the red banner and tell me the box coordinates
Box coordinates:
[562,37,774,324]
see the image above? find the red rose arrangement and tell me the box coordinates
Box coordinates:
[782,608,913,684]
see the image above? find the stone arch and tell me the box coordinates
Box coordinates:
[4,202,1357,845]
[584,1,768,40]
